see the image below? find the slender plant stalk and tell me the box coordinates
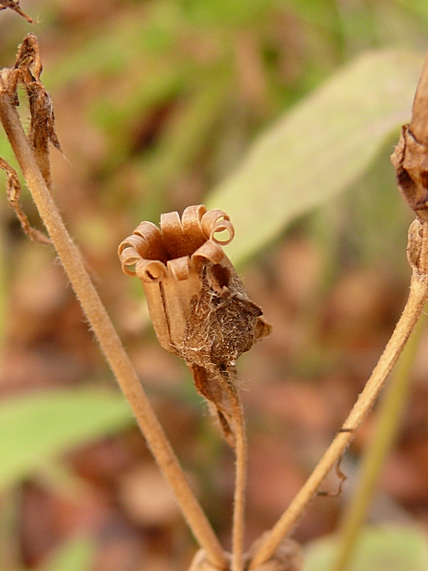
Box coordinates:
[249,265,428,569]
[221,369,247,571]
[0,487,22,570]
[0,90,227,571]
[0,209,6,360]
[329,310,427,571]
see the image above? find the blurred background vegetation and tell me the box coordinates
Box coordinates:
[1,1,428,570]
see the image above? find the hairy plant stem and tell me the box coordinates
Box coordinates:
[249,247,428,569]
[0,91,227,571]
[329,310,427,571]
[220,369,247,571]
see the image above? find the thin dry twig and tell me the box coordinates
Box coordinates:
[0,35,227,571]
[13,34,62,190]
[249,49,428,570]
[219,368,247,571]
[249,251,428,568]
[0,0,34,23]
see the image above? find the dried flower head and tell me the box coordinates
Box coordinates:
[118,205,272,444]
[391,54,428,220]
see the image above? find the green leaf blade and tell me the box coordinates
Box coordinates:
[0,388,134,491]
[303,525,428,571]
[207,49,424,264]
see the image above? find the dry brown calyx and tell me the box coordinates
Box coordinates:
[118,204,272,446]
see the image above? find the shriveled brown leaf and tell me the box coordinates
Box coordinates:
[14,34,62,188]
[0,157,51,245]
[0,35,61,191]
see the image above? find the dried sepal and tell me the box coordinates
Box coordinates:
[391,53,428,220]
[118,205,272,445]
[0,0,34,23]
[0,157,50,245]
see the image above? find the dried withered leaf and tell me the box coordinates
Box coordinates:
[14,33,43,81]
[391,52,428,220]
[14,34,62,188]
[0,157,51,245]
[0,35,59,243]
[118,205,272,445]
[182,258,271,445]
[0,0,34,23]
[0,35,61,189]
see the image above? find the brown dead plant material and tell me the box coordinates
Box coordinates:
[392,55,428,220]
[0,0,34,23]
[317,456,347,498]
[118,204,272,447]
[247,49,428,570]
[0,35,227,571]
[13,34,62,188]
[0,157,50,244]
[5,26,428,571]
[119,204,272,571]
[0,34,61,242]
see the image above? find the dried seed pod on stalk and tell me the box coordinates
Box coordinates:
[118,205,272,446]
[391,55,428,220]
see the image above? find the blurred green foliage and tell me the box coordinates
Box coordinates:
[0,388,133,492]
